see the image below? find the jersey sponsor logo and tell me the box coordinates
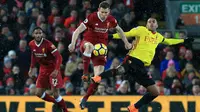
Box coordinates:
[144,36,158,44]
[34,53,47,57]
[94,27,108,33]
[84,18,88,23]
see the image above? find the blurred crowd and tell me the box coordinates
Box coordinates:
[0,0,200,96]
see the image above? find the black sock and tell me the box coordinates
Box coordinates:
[99,69,116,79]
[134,92,158,109]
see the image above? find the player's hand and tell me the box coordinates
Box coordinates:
[125,42,133,50]
[28,68,33,77]
[82,75,89,82]
[68,43,75,52]
[50,70,59,78]
[184,37,194,44]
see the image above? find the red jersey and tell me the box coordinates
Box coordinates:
[82,12,117,45]
[29,38,62,70]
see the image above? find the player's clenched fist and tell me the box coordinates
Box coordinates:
[68,43,75,52]
[28,69,33,77]
[50,69,59,78]
[125,42,133,50]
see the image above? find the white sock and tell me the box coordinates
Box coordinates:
[83,52,91,57]
[55,95,62,102]
[41,92,46,99]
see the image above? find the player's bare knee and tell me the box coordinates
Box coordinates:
[150,87,160,96]
[52,89,60,98]
[147,84,159,96]
[84,43,94,53]
[36,91,43,97]
[153,89,160,96]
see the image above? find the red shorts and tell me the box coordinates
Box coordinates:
[80,40,107,66]
[36,68,64,88]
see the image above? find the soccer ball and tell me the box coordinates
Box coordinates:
[93,43,108,56]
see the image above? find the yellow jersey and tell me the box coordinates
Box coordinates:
[113,26,184,66]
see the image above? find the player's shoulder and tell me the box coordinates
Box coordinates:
[29,40,34,46]
[88,12,97,18]
[107,15,116,21]
[43,38,53,45]
[131,26,147,31]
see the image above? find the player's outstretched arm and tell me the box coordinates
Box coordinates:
[115,25,132,49]
[162,38,185,45]
[68,23,87,52]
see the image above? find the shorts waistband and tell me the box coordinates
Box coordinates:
[126,56,144,66]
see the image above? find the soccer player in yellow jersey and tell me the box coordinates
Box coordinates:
[80,18,191,112]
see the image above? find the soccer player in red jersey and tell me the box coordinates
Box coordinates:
[68,1,132,109]
[28,27,68,112]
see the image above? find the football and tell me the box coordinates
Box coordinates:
[93,43,108,56]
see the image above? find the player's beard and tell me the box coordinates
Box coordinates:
[35,36,43,44]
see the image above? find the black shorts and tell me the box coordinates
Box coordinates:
[121,56,155,87]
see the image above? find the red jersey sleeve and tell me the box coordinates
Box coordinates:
[46,40,62,70]
[82,14,93,28]
[29,41,37,68]
[109,17,118,28]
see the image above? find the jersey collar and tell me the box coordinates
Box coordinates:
[34,38,44,47]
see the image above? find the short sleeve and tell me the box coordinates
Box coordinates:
[109,17,118,28]
[82,14,92,28]
[46,41,57,54]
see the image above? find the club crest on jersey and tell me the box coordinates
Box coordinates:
[42,48,45,53]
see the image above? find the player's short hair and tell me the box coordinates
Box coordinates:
[32,27,45,34]
[99,1,110,9]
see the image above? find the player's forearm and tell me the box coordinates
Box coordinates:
[113,32,132,39]
[53,51,62,70]
[71,23,86,45]
[162,38,184,45]
[116,28,129,44]
[30,53,36,68]
[71,30,80,45]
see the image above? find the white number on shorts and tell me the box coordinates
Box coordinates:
[52,79,58,87]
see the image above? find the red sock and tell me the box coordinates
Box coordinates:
[41,93,56,103]
[57,99,68,112]
[83,56,90,74]
[83,82,99,100]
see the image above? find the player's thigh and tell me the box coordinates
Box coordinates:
[134,72,155,88]
[49,71,64,89]
[94,65,105,76]
[92,56,106,74]
[36,72,50,89]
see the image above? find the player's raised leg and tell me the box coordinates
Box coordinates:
[81,41,94,81]
[80,55,106,109]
